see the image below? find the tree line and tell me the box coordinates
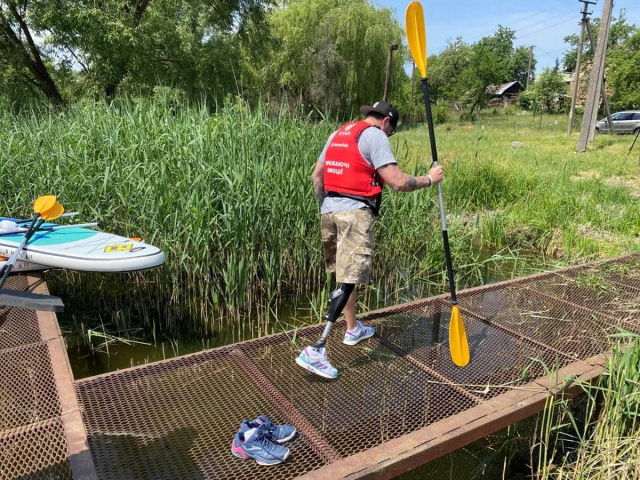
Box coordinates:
[1,0,637,116]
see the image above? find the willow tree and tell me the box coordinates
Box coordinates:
[257,0,407,116]
[0,1,64,105]
[15,0,272,100]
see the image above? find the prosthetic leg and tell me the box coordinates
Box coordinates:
[311,283,355,348]
[296,283,355,379]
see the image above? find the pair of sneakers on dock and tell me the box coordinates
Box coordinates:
[296,320,375,379]
[231,415,297,466]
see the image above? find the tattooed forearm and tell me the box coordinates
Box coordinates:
[377,164,433,192]
[313,180,326,204]
[396,174,430,192]
[404,176,418,190]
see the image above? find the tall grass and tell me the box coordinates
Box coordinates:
[533,336,640,479]
[1,100,335,331]
[0,99,468,333]
[1,101,638,334]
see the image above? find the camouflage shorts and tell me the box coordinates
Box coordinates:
[321,208,376,284]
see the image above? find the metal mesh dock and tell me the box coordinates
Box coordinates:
[1,254,639,479]
[75,254,640,479]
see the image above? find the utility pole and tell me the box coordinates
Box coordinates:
[383,43,399,102]
[585,19,616,136]
[409,62,415,125]
[578,0,613,151]
[526,46,533,88]
[568,0,593,134]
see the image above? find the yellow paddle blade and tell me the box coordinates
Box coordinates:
[33,195,57,215]
[41,201,64,221]
[449,305,470,367]
[405,1,427,78]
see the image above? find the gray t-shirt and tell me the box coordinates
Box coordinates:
[319,126,397,214]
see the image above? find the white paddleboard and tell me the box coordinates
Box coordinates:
[0,259,50,273]
[0,218,165,273]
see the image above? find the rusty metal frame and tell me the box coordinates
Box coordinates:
[299,358,604,479]
[0,273,97,480]
[27,275,98,480]
[68,253,640,480]
[231,348,342,463]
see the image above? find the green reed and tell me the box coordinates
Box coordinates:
[1,101,638,334]
[533,336,640,479]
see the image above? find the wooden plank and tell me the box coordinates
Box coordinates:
[299,358,607,480]
[28,274,98,480]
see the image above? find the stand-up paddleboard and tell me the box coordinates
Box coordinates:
[0,218,165,273]
[0,258,49,273]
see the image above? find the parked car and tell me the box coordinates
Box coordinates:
[596,110,640,134]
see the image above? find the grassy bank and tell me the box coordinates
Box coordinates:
[0,102,638,336]
[535,336,640,479]
[398,338,640,480]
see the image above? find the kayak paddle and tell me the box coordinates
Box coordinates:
[406,1,469,367]
[0,197,63,289]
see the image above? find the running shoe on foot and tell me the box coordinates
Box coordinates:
[239,416,297,444]
[295,346,338,379]
[231,427,290,465]
[343,320,375,346]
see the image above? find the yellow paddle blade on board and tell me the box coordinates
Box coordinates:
[41,201,64,221]
[449,305,470,367]
[33,195,57,215]
[405,1,427,78]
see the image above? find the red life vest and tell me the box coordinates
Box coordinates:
[323,121,383,199]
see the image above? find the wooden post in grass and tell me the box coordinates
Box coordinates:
[526,45,534,89]
[383,43,399,103]
[585,18,616,136]
[568,0,592,135]
[578,0,613,151]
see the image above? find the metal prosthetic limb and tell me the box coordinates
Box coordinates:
[311,283,355,349]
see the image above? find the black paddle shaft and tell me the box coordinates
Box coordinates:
[0,215,43,289]
[421,78,457,304]
[626,129,640,162]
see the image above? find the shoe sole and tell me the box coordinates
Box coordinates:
[256,449,290,465]
[295,357,337,379]
[276,428,297,444]
[231,443,290,465]
[343,329,375,346]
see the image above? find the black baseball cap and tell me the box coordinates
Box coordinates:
[360,101,399,129]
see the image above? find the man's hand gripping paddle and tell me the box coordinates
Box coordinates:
[406,1,469,367]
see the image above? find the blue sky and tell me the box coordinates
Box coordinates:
[377,0,640,73]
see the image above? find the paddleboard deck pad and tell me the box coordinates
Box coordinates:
[0,218,165,273]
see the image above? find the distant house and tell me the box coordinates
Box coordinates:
[487,81,523,107]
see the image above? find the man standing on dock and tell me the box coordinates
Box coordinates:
[296,101,444,379]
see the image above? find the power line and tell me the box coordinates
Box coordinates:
[535,46,562,59]
[542,46,570,55]
[499,0,577,28]
[432,12,579,56]
[512,9,580,35]
[464,0,578,41]
[516,14,580,39]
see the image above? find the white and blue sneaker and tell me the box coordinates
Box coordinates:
[343,321,375,346]
[239,416,297,444]
[231,427,290,465]
[295,346,338,379]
